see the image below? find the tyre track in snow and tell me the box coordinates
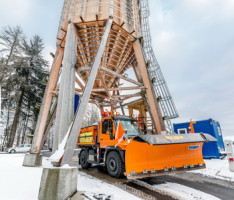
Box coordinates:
[43,152,234,200]
[149,173,234,200]
[79,167,234,200]
[79,168,176,200]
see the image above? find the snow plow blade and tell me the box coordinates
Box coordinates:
[124,133,216,179]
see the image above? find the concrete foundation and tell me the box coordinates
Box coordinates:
[71,191,85,200]
[23,153,42,167]
[38,167,78,200]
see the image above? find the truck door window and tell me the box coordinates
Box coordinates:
[102,120,108,133]
[102,119,115,140]
[102,119,113,134]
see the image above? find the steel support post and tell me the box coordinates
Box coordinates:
[61,18,113,165]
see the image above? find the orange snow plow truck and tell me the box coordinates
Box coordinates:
[77,115,216,179]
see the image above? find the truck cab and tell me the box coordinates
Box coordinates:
[99,116,141,148]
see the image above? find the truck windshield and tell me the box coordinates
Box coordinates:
[115,119,141,138]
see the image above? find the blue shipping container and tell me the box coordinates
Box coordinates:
[173,119,225,159]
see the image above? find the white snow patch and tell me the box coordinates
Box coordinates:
[49,123,72,162]
[155,182,220,200]
[190,159,234,182]
[0,154,43,200]
[224,136,234,141]
[78,172,141,200]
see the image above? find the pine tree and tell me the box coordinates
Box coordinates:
[0,26,48,148]
[0,26,24,147]
[7,35,49,147]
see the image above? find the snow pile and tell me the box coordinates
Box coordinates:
[191,159,234,182]
[0,154,43,200]
[224,136,234,141]
[155,182,220,200]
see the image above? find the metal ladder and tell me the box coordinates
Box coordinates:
[140,0,179,132]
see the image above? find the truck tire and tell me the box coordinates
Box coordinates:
[79,150,91,169]
[106,151,124,178]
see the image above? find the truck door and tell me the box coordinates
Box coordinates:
[99,118,116,148]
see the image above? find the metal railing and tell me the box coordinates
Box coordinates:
[140,0,178,132]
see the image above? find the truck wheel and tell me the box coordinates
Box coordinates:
[106,151,124,178]
[79,150,91,169]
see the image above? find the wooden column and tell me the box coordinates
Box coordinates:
[128,106,133,117]
[133,39,165,134]
[30,48,64,153]
[52,23,77,152]
[61,19,113,165]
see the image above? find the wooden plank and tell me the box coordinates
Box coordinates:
[61,19,113,165]
[75,76,84,90]
[40,100,57,150]
[133,40,165,134]
[92,86,146,92]
[98,72,111,97]
[92,92,122,103]
[101,67,142,86]
[112,92,142,98]
[78,66,142,86]
[30,48,64,153]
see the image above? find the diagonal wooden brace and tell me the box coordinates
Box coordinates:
[133,39,165,134]
[30,48,64,154]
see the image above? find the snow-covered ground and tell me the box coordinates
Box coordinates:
[0,154,140,200]
[191,158,234,182]
[0,153,233,200]
[154,182,220,200]
[0,154,43,200]
[78,172,140,200]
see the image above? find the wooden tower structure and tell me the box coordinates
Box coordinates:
[25,0,178,166]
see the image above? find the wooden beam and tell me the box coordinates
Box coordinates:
[77,67,91,72]
[92,86,146,92]
[115,98,144,108]
[101,67,142,86]
[75,76,84,89]
[98,72,111,97]
[61,19,113,165]
[77,66,142,88]
[133,39,165,134]
[40,100,57,150]
[92,92,123,103]
[30,47,64,153]
[112,92,142,99]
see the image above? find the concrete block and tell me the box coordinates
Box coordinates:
[23,153,42,167]
[70,191,85,200]
[38,167,78,200]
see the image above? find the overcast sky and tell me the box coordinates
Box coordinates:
[0,0,233,136]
